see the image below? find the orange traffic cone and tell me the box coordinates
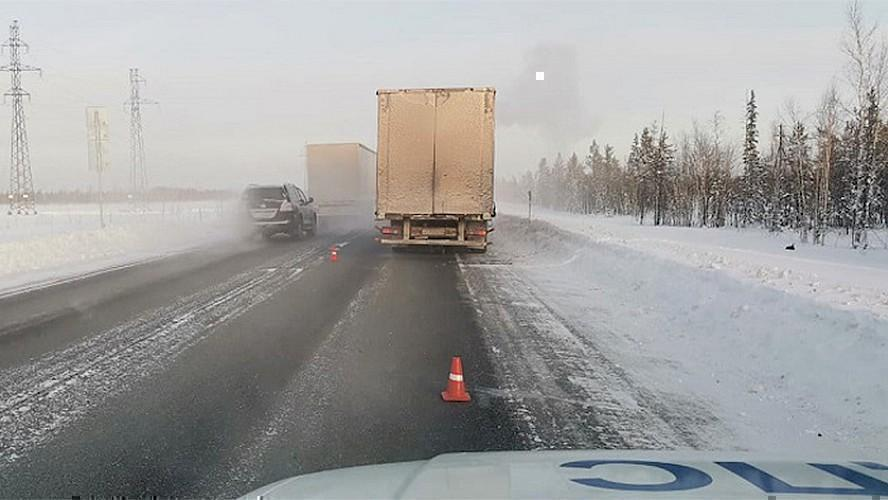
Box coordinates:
[329,245,339,262]
[441,356,471,402]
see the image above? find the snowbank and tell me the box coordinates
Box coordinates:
[500,204,888,321]
[0,202,243,293]
[474,215,888,455]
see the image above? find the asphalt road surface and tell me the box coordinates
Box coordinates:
[0,229,522,498]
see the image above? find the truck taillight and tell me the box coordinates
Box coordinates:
[380,226,401,235]
[467,227,487,237]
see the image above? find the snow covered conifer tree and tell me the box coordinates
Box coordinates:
[850,87,881,248]
[742,90,765,225]
[787,121,814,240]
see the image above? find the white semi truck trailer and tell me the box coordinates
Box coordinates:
[305,143,376,228]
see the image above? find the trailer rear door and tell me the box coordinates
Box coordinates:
[433,89,494,214]
[377,90,435,215]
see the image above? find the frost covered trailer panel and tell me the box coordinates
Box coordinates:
[376,87,495,217]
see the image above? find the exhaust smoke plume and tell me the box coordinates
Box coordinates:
[499,44,594,145]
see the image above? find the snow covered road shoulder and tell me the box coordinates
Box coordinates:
[501,204,888,321]
[461,215,888,456]
[0,202,243,294]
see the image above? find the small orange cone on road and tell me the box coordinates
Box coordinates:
[329,245,339,262]
[441,356,471,402]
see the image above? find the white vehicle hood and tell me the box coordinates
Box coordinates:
[239,450,888,499]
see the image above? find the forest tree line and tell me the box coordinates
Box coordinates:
[498,1,888,248]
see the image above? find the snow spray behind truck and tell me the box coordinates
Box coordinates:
[305,143,376,229]
[375,87,495,250]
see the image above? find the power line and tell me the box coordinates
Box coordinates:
[1,20,41,215]
[126,67,154,203]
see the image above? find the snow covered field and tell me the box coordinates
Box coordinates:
[501,204,888,321]
[0,201,242,293]
[461,213,888,456]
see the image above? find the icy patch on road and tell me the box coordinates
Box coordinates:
[0,242,328,468]
[461,216,888,455]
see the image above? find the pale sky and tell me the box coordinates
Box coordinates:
[0,0,883,191]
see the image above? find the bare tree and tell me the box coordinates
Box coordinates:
[778,97,809,125]
[814,84,841,244]
[842,0,888,107]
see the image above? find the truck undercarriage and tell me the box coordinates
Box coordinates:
[377,214,491,250]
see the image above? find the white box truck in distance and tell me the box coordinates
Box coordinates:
[376,87,495,250]
[305,143,376,227]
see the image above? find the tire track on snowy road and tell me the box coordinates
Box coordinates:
[0,234,355,468]
[457,249,723,451]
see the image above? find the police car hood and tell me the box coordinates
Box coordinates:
[239,450,888,499]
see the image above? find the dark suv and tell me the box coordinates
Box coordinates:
[243,184,318,240]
